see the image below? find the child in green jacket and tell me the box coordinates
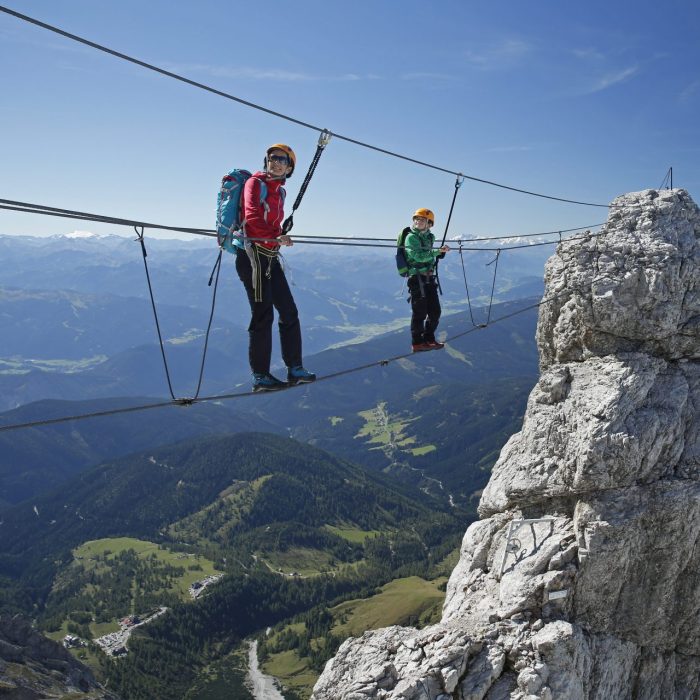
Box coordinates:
[403,208,450,352]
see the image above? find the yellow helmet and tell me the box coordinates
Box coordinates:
[265,143,296,177]
[413,208,434,226]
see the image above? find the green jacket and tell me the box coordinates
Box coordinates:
[404,227,441,277]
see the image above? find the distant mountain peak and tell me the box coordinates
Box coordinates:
[63,229,103,239]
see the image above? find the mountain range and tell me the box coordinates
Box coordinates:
[0,232,547,413]
[0,297,539,512]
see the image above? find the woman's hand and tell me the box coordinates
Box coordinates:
[277,234,293,247]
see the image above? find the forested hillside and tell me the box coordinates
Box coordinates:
[0,398,281,509]
[0,431,464,697]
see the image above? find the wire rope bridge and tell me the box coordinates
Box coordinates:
[0,209,601,435]
[0,4,676,433]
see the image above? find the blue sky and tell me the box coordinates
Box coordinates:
[1,0,698,241]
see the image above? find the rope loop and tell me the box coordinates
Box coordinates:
[132,227,222,402]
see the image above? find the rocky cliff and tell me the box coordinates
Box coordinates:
[0,615,118,699]
[312,188,700,700]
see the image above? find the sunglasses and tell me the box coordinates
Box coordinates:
[268,154,290,165]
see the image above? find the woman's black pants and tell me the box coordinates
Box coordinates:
[235,247,302,374]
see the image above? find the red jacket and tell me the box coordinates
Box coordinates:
[243,171,286,251]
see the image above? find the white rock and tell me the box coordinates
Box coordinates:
[312,189,700,700]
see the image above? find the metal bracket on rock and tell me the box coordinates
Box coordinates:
[499,517,556,577]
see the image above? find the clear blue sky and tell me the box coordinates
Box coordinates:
[1,0,698,241]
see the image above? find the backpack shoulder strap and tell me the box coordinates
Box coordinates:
[258,179,268,204]
[398,227,411,244]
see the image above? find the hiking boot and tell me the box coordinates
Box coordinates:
[412,342,432,352]
[287,366,316,385]
[425,340,445,350]
[252,372,288,393]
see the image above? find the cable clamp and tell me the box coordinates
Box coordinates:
[174,398,195,406]
[133,225,147,257]
[379,359,389,366]
[486,249,501,266]
[318,129,333,148]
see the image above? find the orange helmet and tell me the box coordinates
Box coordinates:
[413,208,435,225]
[265,143,296,177]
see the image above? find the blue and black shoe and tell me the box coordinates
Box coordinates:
[287,366,316,385]
[252,372,288,393]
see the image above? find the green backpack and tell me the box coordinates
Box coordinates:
[395,227,412,277]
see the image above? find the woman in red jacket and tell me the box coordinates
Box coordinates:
[236,143,316,392]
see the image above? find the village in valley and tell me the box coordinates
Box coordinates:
[64,574,224,657]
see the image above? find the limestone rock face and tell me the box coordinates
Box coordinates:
[537,188,699,365]
[311,189,700,700]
